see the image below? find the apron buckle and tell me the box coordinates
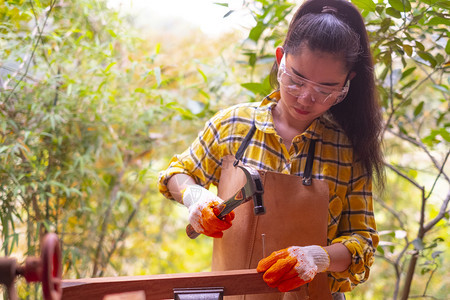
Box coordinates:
[302,176,312,186]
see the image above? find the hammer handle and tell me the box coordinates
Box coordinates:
[185,203,227,239]
[185,224,201,239]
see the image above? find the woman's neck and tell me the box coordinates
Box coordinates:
[272,105,311,148]
[272,105,310,133]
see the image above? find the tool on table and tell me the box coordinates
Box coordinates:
[186,165,265,239]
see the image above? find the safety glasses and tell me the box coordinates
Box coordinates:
[277,55,350,105]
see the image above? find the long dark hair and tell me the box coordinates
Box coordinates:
[270,0,384,183]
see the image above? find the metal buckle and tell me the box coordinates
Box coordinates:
[174,287,224,300]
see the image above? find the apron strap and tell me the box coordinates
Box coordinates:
[233,123,257,167]
[302,139,316,186]
[233,123,317,186]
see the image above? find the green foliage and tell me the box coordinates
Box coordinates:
[224,0,294,98]
[1,1,230,296]
[1,0,161,272]
[1,0,250,296]
[353,0,449,298]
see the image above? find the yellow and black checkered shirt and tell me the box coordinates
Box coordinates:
[158,91,379,292]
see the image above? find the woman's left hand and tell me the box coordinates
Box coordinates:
[257,245,330,292]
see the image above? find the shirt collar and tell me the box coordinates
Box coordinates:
[254,90,325,140]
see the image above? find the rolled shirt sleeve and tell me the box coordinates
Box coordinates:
[158,109,231,200]
[329,165,379,292]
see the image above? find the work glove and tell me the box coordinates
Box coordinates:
[182,185,235,238]
[257,246,330,292]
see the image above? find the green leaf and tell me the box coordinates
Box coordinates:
[351,0,377,12]
[437,1,450,9]
[402,44,413,57]
[375,4,385,14]
[422,128,450,146]
[244,52,257,68]
[241,75,272,96]
[389,0,412,12]
[413,101,424,117]
[0,146,9,154]
[401,80,417,90]
[379,66,389,81]
[427,16,450,26]
[104,62,116,73]
[398,122,408,135]
[386,7,402,18]
[401,67,416,80]
[197,67,207,83]
[380,17,392,33]
[107,29,117,37]
[422,0,450,9]
[435,53,445,65]
[33,0,43,9]
[445,38,450,54]
[439,128,450,142]
[214,2,229,7]
[415,41,425,51]
[241,82,266,95]
[249,22,266,42]
[417,51,437,67]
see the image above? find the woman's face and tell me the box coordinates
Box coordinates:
[275,45,350,129]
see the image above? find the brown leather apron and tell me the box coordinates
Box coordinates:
[212,125,332,300]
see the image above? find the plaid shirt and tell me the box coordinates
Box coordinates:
[158,91,379,292]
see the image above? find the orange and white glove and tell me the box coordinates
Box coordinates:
[257,246,330,292]
[182,185,235,238]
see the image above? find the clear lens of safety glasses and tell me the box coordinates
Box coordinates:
[277,55,350,105]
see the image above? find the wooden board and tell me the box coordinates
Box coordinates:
[62,269,278,300]
[103,290,146,300]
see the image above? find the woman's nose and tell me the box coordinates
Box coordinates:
[296,87,316,105]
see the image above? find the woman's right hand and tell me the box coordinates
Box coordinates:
[182,185,235,238]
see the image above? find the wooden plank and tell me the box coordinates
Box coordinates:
[62,269,278,300]
[103,290,146,300]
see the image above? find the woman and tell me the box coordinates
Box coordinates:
[158,0,384,299]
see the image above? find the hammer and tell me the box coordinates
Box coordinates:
[186,165,265,239]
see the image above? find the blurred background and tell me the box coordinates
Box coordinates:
[1,0,448,299]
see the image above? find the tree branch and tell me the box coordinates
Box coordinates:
[423,190,450,233]
[386,129,450,183]
[416,63,449,102]
[374,195,410,299]
[374,196,407,230]
[423,263,438,298]
[383,65,441,136]
[425,151,449,200]
[98,187,149,277]
[92,169,125,277]
[385,162,423,190]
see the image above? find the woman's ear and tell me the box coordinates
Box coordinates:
[275,46,284,65]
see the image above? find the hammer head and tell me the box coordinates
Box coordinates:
[237,165,265,215]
